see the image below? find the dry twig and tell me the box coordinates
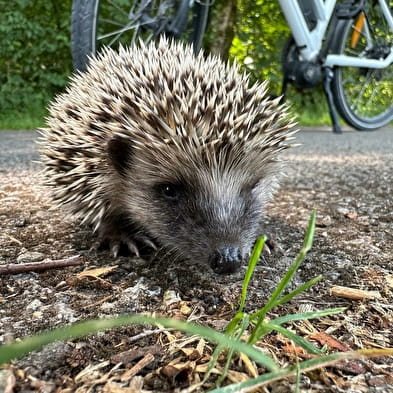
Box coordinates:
[0,255,83,276]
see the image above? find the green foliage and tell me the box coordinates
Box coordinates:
[231,0,329,121]
[230,0,289,92]
[0,105,47,130]
[0,0,72,114]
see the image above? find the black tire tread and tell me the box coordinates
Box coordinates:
[71,0,98,71]
[330,17,393,130]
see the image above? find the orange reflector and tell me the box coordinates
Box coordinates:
[351,12,366,48]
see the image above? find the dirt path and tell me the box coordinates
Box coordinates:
[0,127,392,392]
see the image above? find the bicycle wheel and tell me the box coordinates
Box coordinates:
[71,0,209,72]
[331,2,393,130]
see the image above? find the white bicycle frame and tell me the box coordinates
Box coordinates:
[278,0,393,68]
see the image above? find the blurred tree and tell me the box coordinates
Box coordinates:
[204,0,237,60]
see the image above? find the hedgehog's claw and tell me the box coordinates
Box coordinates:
[110,242,121,258]
[126,240,140,257]
[94,225,142,257]
[137,236,157,251]
[91,240,101,251]
[108,238,141,258]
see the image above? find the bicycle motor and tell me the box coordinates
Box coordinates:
[281,38,323,91]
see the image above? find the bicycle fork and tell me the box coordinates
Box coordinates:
[322,67,342,134]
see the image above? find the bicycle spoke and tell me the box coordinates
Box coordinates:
[367,80,378,109]
[98,23,138,41]
[107,0,129,17]
[99,18,126,27]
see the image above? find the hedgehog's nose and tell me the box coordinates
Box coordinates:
[210,246,242,274]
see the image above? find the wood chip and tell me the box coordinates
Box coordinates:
[226,369,250,383]
[120,353,155,381]
[0,369,16,393]
[103,377,152,393]
[386,275,393,288]
[179,347,200,360]
[196,338,206,357]
[111,345,160,365]
[330,285,382,300]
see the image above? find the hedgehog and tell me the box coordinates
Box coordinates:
[39,38,296,274]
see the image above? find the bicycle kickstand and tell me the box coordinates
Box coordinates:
[322,68,342,134]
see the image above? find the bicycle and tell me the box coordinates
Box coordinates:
[280,0,393,132]
[71,0,393,133]
[71,0,210,72]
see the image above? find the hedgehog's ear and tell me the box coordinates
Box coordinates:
[107,136,133,177]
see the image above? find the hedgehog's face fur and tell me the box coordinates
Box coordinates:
[40,38,296,275]
[107,133,286,273]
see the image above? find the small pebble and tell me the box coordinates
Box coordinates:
[26,299,43,312]
[17,251,46,263]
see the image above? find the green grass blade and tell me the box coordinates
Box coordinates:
[248,212,316,344]
[250,276,323,321]
[265,323,323,355]
[216,315,250,386]
[208,348,393,393]
[0,315,278,371]
[203,344,225,383]
[295,357,301,393]
[269,275,323,308]
[303,210,316,251]
[256,211,316,314]
[239,236,266,313]
[224,312,244,335]
[269,307,346,326]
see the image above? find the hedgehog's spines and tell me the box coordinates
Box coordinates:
[40,37,296,231]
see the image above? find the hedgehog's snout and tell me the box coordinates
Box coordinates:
[209,246,243,274]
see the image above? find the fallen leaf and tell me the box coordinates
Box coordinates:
[309,332,349,351]
[76,265,118,279]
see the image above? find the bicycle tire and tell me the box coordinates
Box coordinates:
[71,0,209,72]
[331,4,393,130]
[71,0,99,71]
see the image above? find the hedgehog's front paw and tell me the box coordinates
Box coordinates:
[94,225,157,258]
[93,232,139,258]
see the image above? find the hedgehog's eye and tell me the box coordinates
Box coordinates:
[157,183,182,202]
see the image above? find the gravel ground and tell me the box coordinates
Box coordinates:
[0,127,392,392]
